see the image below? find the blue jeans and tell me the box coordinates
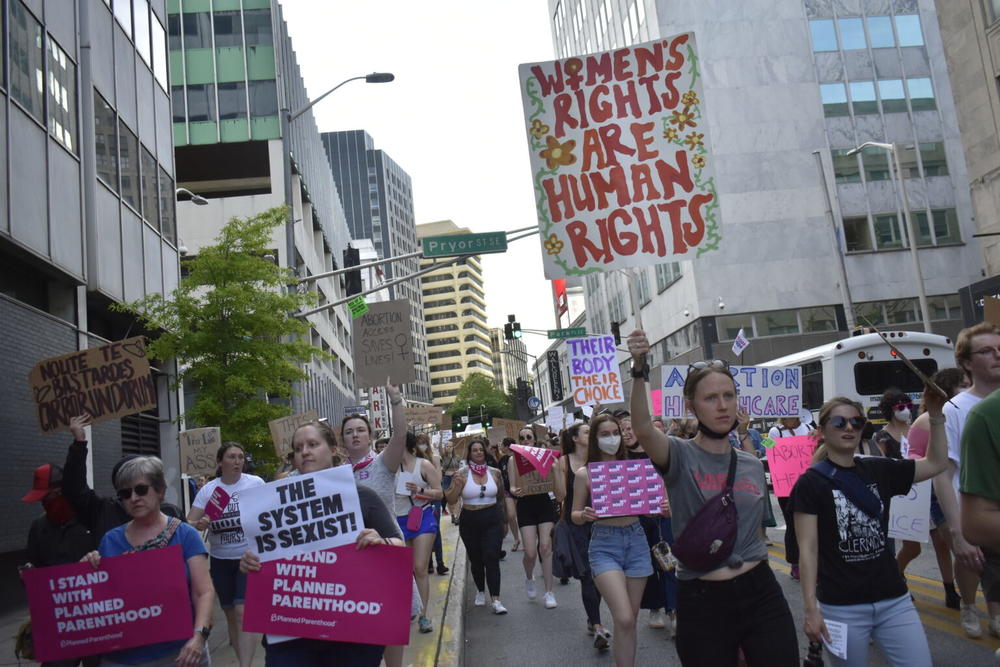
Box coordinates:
[819,593,931,667]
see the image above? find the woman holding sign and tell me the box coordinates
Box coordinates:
[792,391,948,666]
[187,443,265,667]
[82,456,215,667]
[571,413,651,666]
[627,330,800,667]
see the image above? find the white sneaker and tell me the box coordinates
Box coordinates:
[648,609,666,628]
[961,603,983,638]
[990,615,1000,638]
[544,591,558,609]
[474,591,486,607]
[491,599,508,615]
[525,578,537,600]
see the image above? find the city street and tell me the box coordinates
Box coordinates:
[463,499,1000,665]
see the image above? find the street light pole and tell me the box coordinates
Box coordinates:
[812,150,856,330]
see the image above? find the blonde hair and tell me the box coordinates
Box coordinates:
[955,322,1000,378]
[810,397,864,463]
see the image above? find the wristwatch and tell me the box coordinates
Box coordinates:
[630,362,649,380]
[197,626,212,640]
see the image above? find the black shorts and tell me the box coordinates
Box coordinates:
[210,556,247,608]
[516,493,559,527]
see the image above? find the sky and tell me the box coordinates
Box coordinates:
[281,1,558,360]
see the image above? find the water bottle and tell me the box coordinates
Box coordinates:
[803,640,824,667]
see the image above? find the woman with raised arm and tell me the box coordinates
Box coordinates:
[627,329,799,667]
[792,389,948,666]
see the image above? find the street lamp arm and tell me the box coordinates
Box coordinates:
[288,72,395,122]
[846,140,892,157]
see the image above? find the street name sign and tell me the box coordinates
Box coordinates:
[547,327,586,339]
[422,232,508,258]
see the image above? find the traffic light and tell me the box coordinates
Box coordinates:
[504,322,514,340]
[343,246,362,296]
[516,378,529,405]
[508,314,522,339]
[611,321,621,345]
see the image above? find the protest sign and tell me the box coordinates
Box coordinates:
[268,411,319,459]
[494,418,527,440]
[352,300,416,387]
[369,387,389,435]
[243,543,412,645]
[732,328,750,356]
[518,468,555,496]
[178,427,221,477]
[405,405,443,426]
[660,365,801,418]
[589,460,666,517]
[487,426,506,444]
[22,546,191,662]
[28,337,157,433]
[567,336,624,407]
[545,405,566,432]
[518,33,719,280]
[347,295,369,319]
[888,479,931,543]
[532,423,549,444]
[768,435,815,497]
[511,445,561,479]
[239,466,362,562]
[203,486,231,522]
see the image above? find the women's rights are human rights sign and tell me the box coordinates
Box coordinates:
[519,33,720,280]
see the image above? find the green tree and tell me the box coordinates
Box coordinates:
[114,207,329,465]
[447,373,515,422]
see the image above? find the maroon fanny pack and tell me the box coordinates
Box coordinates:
[671,448,739,572]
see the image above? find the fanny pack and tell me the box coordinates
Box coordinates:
[672,449,738,572]
[811,459,882,520]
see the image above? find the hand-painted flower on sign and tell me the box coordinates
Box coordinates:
[663,128,679,141]
[669,109,697,130]
[539,136,577,170]
[683,131,704,150]
[543,234,564,255]
[691,154,706,169]
[681,90,699,107]
[530,119,550,140]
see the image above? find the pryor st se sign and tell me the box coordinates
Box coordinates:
[422,232,508,258]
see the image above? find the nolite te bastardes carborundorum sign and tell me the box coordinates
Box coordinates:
[519,33,720,279]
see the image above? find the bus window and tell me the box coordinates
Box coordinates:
[802,360,823,410]
[853,359,939,396]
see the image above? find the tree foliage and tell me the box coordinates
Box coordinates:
[447,373,515,420]
[113,207,329,464]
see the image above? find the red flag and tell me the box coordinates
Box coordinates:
[511,445,562,479]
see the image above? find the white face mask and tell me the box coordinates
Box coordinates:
[894,408,911,422]
[597,435,621,455]
[418,444,428,451]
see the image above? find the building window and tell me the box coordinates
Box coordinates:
[849,81,877,115]
[133,0,151,64]
[655,262,680,292]
[167,13,181,50]
[873,213,904,249]
[637,268,651,306]
[94,91,118,192]
[915,208,962,245]
[809,19,837,51]
[172,85,186,122]
[187,84,216,122]
[907,78,935,110]
[217,82,246,120]
[988,0,1000,23]
[928,293,961,320]
[159,167,176,244]
[878,79,906,113]
[151,15,168,90]
[918,142,948,176]
[800,307,838,332]
[837,17,866,50]
[119,120,140,211]
[820,83,848,117]
[895,15,924,47]
[182,12,211,49]
[47,39,77,153]
[756,309,800,337]
[885,298,919,324]
[10,1,44,122]
[243,9,272,46]
[716,314,753,340]
[867,16,894,48]
[843,216,873,252]
[831,149,861,183]
[141,146,159,230]
[213,11,242,48]
[861,146,890,181]
[113,0,132,37]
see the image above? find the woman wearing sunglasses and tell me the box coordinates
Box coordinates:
[627,329,799,666]
[792,390,948,666]
[82,456,215,667]
[445,438,509,614]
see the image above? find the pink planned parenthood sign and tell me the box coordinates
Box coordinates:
[22,546,192,662]
[589,459,666,517]
[243,543,413,645]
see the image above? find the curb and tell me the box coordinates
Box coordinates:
[434,522,467,666]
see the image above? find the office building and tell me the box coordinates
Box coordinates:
[321,130,431,404]
[490,328,530,393]
[417,220,495,407]
[0,0,179,593]
[169,1,358,418]
[546,0,983,405]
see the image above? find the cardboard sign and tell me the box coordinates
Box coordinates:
[494,417,528,441]
[22,546,191,662]
[545,405,566,433]
[405,405,444,426]
[487,426,506,444]
[239,465,362,562]
[352,300,416,387]
[347,295,369,319]
[178,427,221,477]
[768,435,816,497]
[28,336,157,433]
[243,544,413,645]
[369,387,389,435]
[532,423,550,444]
[660,365,802,418]
[589,459,665,517]
[511,445,562,479]
[269,411,319,459]
[519,468,555,496]
[204,486,231,522]
[518,33,719,280]
[888,479,931,543]
[567,336,624,407]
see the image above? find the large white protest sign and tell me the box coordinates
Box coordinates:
[518,33,720,280]
[239,465,362,562]
[568,336,624,407]
[888,479,931,543]
[660,365,801,418]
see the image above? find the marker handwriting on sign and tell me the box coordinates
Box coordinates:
[254,478,357,553]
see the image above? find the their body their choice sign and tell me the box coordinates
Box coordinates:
[352,300,417,387]
[660,364,802,418]
[568,336,624,406]
[519,33,720,280]
[22,547,191,662]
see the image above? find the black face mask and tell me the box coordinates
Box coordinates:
[696,418,738,440]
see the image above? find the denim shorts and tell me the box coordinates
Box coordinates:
[588,521,654,578]
[209,556,246,608]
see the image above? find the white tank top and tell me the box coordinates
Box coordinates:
[462,469,498,505]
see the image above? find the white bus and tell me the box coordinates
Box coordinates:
[761,331,956,424]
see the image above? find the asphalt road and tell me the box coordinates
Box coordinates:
[462,497,1000,665]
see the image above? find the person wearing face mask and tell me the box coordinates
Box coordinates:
[417,434,449,577]
[870,389,911,459]
[627,330,799,667]
[572,414,651,666]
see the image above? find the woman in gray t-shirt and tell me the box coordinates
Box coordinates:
[627,329,798,667]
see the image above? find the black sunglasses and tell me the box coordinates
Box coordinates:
[687,359,732,375]
[518,434,533,441]
[829,416,866,430]
[116,484,152,500]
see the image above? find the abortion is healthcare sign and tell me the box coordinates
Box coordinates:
[660,365,802,419]
[22,546,192,662]
[519,33,720,280]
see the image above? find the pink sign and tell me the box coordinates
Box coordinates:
[243,543,413,645]
[511,445,561,479]
[22,546,192,662]
[204,486,231,522]
[589,459,665,517]
[769,435,816,497]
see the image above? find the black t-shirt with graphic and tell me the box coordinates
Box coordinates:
[791,456,915,606]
